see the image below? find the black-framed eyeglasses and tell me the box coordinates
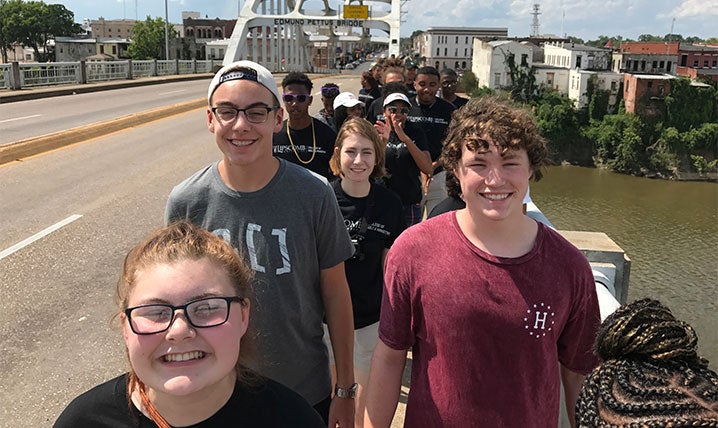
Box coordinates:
[441,81,458,88]
[282,93,311,104]
[211,105,278,124]
[386,106,410,115]
[321,87,340,98]
[124,296,245,335]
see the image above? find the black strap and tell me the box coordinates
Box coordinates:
[333,180,375,238]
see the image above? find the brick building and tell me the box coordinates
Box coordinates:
[613,41,678,75]
[623,74,674,118]
[677,43,718,83]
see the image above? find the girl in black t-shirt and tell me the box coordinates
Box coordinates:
[55,222,323,427]
[325,117,405,427]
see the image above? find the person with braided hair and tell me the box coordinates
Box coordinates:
[576,298,718,427]
[55,221,324,427]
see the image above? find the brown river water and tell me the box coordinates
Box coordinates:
[531,165,718,368]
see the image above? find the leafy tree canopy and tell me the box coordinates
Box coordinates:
[0,0,80,61]
[127,16,176,60]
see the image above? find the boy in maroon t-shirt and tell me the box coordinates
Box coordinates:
[364,96,601,427]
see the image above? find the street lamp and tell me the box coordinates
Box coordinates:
[164,0,169,59]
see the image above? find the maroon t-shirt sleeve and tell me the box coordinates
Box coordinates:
[378,233,417,351]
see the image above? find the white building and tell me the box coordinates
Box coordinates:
[543,42,612,71]
[471,40,533,89]
[414,27,508,71]
[568,69,624,109]
[534,65,570,95]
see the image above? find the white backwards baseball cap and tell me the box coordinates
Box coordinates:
[207,61,281,105]
[333,92,365,110]
[383,92,411,107]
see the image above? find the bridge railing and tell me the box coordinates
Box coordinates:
[1,59,224,90]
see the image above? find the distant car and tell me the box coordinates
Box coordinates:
[345,63,355,70]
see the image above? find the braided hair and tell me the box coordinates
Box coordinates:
[576,298,718,427]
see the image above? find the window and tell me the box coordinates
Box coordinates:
[112,46,117,54]
[652,60,658,69]
[659,60,664,69]
[667,61,672,71]
[681,54,688,66]
[494,73,501,87]
[713,60,717,68]
[611,81,617,91]
[465,36,469,44]
[436,47,440,56]
[456,36,459,43]
[658,85,664,95]
[693,59,699,67]
[455,48,458,56]
[641,60,646,71]
[647,81,653,90]
[444,48,447,56]
[100,45,104,54]
[219,49,224,57]
[521,54,528,66]
[704,60,709,68]
[576,55,582,68]
[464,48,468,56]
[546,72,554,86]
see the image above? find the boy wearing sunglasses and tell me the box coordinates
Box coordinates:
[374,91,433,226]
[314,82,340,132]
[273,72,337,180]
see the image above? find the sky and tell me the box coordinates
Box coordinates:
[53,0,717,41]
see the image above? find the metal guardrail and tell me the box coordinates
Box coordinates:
[1,59,224,90]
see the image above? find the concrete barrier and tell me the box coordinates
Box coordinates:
[0,98,206,165]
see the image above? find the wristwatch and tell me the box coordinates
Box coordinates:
[334,383,358,399]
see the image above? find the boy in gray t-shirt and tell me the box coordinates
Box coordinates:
[164,61,356,427]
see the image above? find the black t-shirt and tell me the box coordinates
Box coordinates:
[365,95,385,124]
[332,181,405,328]
[381,121,429,205]
[428,195,466,218]
[272,118,337,180]
[449,95,469,109]
[358,87,381,106]
[407,97,456,162]
[54,373,325,428]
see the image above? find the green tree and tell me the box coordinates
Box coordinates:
[14,1,80,61]
[0,0,23,62]
[707,37,718,44]
[127,16,176,60]
[460,69,478,93]
[503,50,538,103]
[638,34,662,42]
[533,90,589,163]
[664,78,718,131]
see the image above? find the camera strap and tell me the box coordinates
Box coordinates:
[333,180,375,239]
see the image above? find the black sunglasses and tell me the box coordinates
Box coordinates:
[386,106,410,115]
[282,93,311,103]
[321,87,340,98]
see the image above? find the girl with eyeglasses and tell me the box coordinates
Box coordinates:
[55,221,324,427]
[374,91,433,226]
[325,118,405,428]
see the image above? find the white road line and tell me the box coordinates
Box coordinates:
[0,214,83,260]
[0,114,42,124]
[158,90,186,95]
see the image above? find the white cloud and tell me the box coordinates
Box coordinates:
[664,0,718,18]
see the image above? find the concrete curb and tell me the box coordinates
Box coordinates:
[0,97,206,165]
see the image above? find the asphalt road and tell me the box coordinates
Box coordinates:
[0,71,375,427]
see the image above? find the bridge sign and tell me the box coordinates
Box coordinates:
[343,5,369,19]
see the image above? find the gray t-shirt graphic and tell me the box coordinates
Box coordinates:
[165,159,354,405]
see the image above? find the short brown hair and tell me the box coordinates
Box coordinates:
[330,117,386,179]
[441,96,549,198]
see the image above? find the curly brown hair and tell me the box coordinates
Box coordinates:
[440,96,549,198]
[576,298,718,427]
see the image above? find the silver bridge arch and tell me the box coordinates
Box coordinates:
[224,0,401,71]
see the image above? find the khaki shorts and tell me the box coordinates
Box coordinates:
[322,322,379,373]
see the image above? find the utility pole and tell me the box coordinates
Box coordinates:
[164,0,170,60]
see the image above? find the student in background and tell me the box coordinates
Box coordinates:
[324,117,405,428]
